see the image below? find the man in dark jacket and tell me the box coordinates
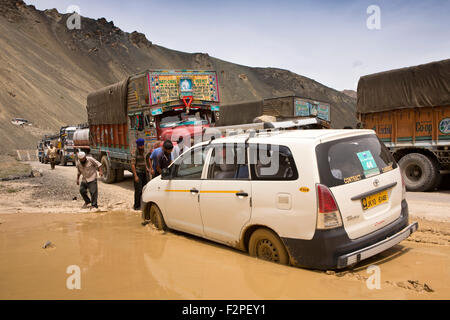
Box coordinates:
[131,138,148,210]
[154,140,173,177]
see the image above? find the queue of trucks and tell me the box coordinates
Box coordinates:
[38,60,449,191]
[76,69,331,184]
[37,126,79,166]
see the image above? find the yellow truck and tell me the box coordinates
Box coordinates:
[357,59,450,191]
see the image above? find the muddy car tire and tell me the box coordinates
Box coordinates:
[150,204,167,231]
[248,229,289,265]
[101,155,116,184]
[399,153,438,192]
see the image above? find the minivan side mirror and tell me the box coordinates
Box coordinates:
[161,168,171,180]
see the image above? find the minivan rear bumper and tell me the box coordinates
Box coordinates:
[281,200,417,270]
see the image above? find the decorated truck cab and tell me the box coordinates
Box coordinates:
[86,70,220,183]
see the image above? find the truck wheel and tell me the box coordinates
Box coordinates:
[399,153,438,192]
[150,204,167,231]
[115,169,124,182]
[101,155,116,184]
[248,229,289,265]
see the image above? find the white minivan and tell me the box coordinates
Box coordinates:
[141,129,418,269]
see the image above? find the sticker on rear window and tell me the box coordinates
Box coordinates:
[356,150,379,177]
[344,174,362,184]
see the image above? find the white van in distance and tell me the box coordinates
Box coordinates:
[141,129,418,269]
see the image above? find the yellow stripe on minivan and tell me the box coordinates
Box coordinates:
[164,190,240,194]
[200,190,239,194]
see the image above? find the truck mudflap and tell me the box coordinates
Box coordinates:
[336,222,418,269]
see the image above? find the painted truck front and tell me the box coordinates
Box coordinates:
[87,70,220,183]
[56,126,77,166]
[357,59,450,191]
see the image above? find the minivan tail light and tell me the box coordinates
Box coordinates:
[316,184,343,229]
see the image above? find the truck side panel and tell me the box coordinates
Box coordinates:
[90,123,129,153]
[362,105,450,145]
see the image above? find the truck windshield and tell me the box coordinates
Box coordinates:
[67,131,75,140]
[160,112,209,128]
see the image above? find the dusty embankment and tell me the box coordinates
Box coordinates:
[0,155,31,180]
[0,160,449,299]
[0,161,134,213]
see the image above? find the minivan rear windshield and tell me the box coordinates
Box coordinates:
[316,134,397,187]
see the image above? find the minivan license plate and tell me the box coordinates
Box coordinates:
[361,190,388,210]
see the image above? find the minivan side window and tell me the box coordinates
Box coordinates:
[172,147,208,180]
[249,144,299,181]
[207,144,249,180]
[316,134,398,187]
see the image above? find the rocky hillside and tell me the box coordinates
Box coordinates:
[0,0,357,154]
[342,90,357,99]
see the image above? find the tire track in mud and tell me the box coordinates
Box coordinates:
[324,270,435,294]
[406,218,450,246]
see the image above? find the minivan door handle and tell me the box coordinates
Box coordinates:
[190,188,199,194]
[235,192,248,197]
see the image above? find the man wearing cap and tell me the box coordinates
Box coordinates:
[76,152,103,209]
[154,140,174,177]
[131,138,148,210]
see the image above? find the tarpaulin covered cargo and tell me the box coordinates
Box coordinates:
[357,59,450,114]
[216,96,331,126]
[86,77,129,125]
[216,100,263,126]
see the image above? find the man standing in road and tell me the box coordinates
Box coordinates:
[76,151,103,209]
[131,138,148,210]
[48,143,57,170]
[149,141,162,178]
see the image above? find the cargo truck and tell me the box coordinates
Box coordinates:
[357,59,450,191]
[86,70,220,183]
[216,96,331,128]
[55,126,77,166]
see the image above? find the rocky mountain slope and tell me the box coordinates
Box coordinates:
[0,0,357,154]
[342,90,357,99]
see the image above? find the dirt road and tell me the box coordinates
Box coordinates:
[0,161,449,299]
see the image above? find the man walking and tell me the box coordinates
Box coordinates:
[131,138,148,210]
[76,152,103,209]
[48,143,57,170]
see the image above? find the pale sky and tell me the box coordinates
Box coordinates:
[27,0,450,91]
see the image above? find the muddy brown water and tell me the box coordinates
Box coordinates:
[0,211,449,299]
